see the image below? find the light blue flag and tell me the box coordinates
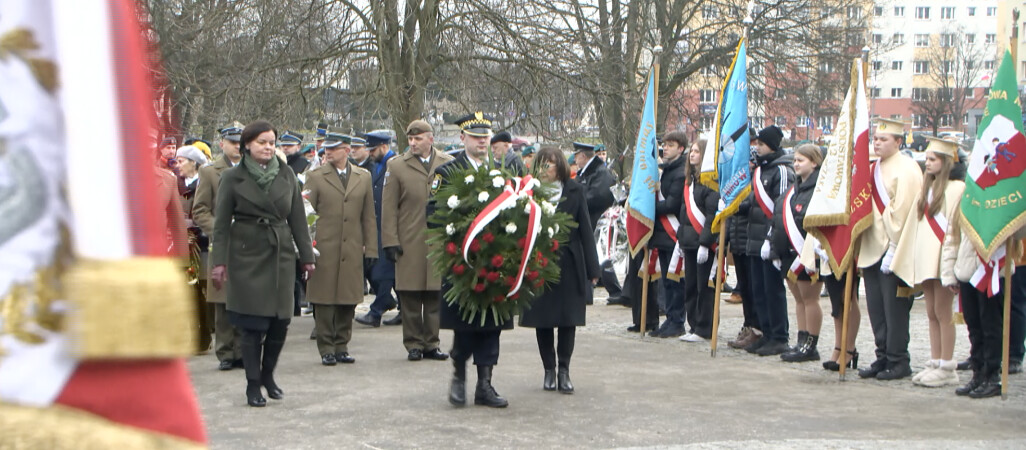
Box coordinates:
[700,39,750,231]
[625,71,659,257]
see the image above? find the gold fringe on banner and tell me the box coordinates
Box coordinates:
[0,403,205,450]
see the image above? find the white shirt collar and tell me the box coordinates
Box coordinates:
[578,155,595,175]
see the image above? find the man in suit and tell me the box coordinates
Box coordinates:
[381,120,453,362]
[192,123,244,371]
[355,132,402,327]
[573,142,622,304]
[304,132,377,366]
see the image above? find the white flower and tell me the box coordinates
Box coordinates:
[547,227,555,238]
[524,202,533,214]
[446,224,456,236]
[464,174,475,184]
[554,223,560,234]
[489,169,502,176]
[447,195,460,209]
[541,201,555,215]
[478,191,490,203]
[492,176,504,188]
[505,223,518,234]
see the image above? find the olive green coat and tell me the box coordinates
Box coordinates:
[211,162,315,318]
[193,157,233,303]
[304,163,377,305]
[381,149,453,291]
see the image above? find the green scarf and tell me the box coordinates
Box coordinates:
[242,153,281,192]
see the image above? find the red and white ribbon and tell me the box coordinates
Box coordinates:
[971,246,1007,297]
[783,187,815,277]
[871,161,890,213]
[753,167,774,219]
[923,188,948,243]
[461,175,542,297]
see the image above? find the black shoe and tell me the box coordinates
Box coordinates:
[956,371,983,396]
[218,360,234,371]
[321,354,337,366]
[876,364,912,381]
[543,369,556,391]
[858,359,887,379]
[382,314,402,326]
[408,349,423,361]
[656,322,684,338]
[721,284,733,294]
[781,334,819,362]
[626,324,640,332]
[474,365,508,408]
[647,322,667,338]
[335,352,355,364]
[755,340,789,356]
[1009,361,1023,375]
[354,313,381,327]
[968,377,1002,399]
[557,368,574,394]
[606,296,631,307]
[246,380,266,407]
[956,359,971,371]
[823,349,858,371]
[232,358,245,368]
[424,348,449,360]
[745,337,768,354]
[262,339,285,400]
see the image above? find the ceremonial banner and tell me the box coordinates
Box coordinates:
[961,50,1026,261]
[804,59,873,274]
[625,71,660,256]
[699,39,750,230]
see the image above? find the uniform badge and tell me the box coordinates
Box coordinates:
[430,173,442,194]
[384,171,390,186]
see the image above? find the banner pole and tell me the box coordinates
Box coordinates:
[639,247,651,339]
[1002,241,1013,400]
[710,221,727,357]
[838,256,856,381]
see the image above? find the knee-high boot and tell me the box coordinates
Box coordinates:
[556,327,575,394]
[536,328,556,391]
[240,331,266,407]
[449,349,467,406]
[474,365,508,408]
[261,339,285,400]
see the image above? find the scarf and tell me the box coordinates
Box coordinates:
[243,153,280,192]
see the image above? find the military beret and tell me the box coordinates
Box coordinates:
[405,119,433,136]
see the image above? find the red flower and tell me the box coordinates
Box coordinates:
[470,240,481,252]
[517,237,527,248]
[504,276,516,286]
[511,292,520,300]
[493,295,505,303]
[312,240,318,247]
[478,267,489,278]
[482,232,495,244]
[491,255,504,268]
[539,257,549,268]
[526,270,539,281]
[533,279,544,288]
[536,250,543,260]
[446,242,458,255]
[453,264,466,276]
[551,240,559,251]
[486,271,500,283]
[474,283,486,293]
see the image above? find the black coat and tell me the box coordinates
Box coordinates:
[434,152,514,331]
[677,178,719,251]
[651,156,686,250]
[728,214,748,255]
[576,157,616,230]
[286,152,310,175]
[737,151,794,255]
[520,180,600,328]
[770,168,819,263]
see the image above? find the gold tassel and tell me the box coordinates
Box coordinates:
[0,403,206,450]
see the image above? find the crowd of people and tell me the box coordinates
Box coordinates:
[156,113,1024,409]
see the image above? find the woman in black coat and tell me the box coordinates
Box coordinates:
[520,146,600,393]
[676,142,720,342]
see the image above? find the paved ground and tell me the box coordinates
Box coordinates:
[189,284,1026,449]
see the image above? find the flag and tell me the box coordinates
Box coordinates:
[625,71,660,256]
[699,38,750,231]
[960,50,1026,261]
[0,0,206,446]
[803,59,874,274]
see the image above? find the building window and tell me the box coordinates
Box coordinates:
[984,60,995,70]
[891,60,903,71]
[915,34,930,47]
[913,114,926,127]
[891,114,903,120]
[968,7,976,17]
[987,7,997,17]
[963,113,970,125]
[913,61,930,74]
[912,88,929,100]
[915,6,930,20]
[776,63,787,73]
[941,7,955,20]
[874,6,883,17]
[966,33,976,44]
[775,116,787,126]
[893,33,905,44]
[872,34,882,44]
[870,87,881,98]
[700,89,716,103]
[940,114,953,127]
[982,88,990,97]
[965,88,974,98]
[750,116,764,130]
[750,64,764,75]
[797,116,810,127]
[847,6,861,19]
[872,60,882,71]
[750,88,765,103]
[702,5,719,18]
[817,116,833,130]
[986,33,997,44]
[819,61,834,73]
[940,34,956,47]
[939,88,954,100]
[891,88,902,98]
[700,65,716,76]
[700,116,714,131]
[942,61,955,74]
[894,6,905,17]
[774,89,786,99]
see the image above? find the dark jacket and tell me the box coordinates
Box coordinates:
[737,151,794,255]
[433,152,515,331]
[286,152,310,175]
[651,155,686,250]
[677,177,720,251]
[211,160,315,318]
[520,180,600,328]
[498,150,526,176]
[576,156,616,230]
[728,214,748,255]
[354,156,374,172]
[369,150,396,281]
[770,168,819,263]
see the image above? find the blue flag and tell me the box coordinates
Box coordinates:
[700,39,750,230]
[625,71,659,257]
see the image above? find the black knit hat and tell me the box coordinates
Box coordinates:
[754,126,784,153]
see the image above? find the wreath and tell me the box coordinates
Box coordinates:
[427,165,575,326]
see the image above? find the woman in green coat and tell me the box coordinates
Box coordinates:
[211,120,316,407]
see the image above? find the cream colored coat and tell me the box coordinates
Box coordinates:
[381,149,453,291]
[894,180,964,286]
[304,163,377,305]
[858,152,923,270]
[941,219,1026,287]
[192,157,235,303]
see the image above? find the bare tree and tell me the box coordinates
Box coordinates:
[910,28,989,136]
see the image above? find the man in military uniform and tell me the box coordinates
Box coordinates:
[280,130,309,174]
[356,132,402,327]
[381,120,452,362]
[304,132,377,366]
[489,130,526,174]
[433,113,512,408]
[573,142,621,304]
[350,136,372,172]
[192,123,244,371]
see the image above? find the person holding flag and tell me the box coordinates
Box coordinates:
[647,131,688,338]
[677,135,720,342]
[856,118,923,381]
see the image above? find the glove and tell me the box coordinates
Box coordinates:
[365,257,378,268]
[676,245,686,259]
[211,265,227,290]
[385,246,403,263]
[772,259,782,271]
[301,263,316,281]
[697,246,710,264]
[717,199,726,213]
[809,235,829,263]
[880,246,895,274]
[760,240,771,261]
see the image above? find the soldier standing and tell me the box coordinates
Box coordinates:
[356,132,402,327]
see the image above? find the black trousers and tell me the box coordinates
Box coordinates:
[451,330,501,366]
[683,249,715,338]
[748,256,789,343]
[239,318,290,381]
[628,252,659,328]
[1010,267,1026,363]
[862,261,913,367]
[536,327,576,369]
[961,282,1006,378]
[600,260,623,297]
[731,252,760,330]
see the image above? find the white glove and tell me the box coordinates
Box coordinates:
[880,245,895,274]
[809,235,829,263]
[697,246,710,264]
[676,245,686,259]
[760,240,771,261]
[717,199,726,213]
[772,259,782,271]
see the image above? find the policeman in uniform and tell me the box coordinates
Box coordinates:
[350,136,372,171]
[573,142,622,304]
[192,123,245,370]
[355,132,402,327]
[381,120,453,362]
[280,130,309,175]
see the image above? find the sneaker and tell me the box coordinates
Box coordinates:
[918,363,960,388]
[679,333,707,343]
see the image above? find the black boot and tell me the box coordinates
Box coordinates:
[449,354,466,406]
[261,339,285,400]
[557,366,574,394]
[543,369,556,391]
[537,328,557,391]
[789,330,808,354]
[955,370,983,396]
[968,373,1002,399]
[474,365,508,408]
[556,327,575,394]
[241,333,266,407]
[781,333,820,362]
